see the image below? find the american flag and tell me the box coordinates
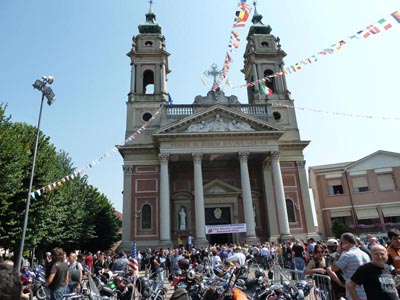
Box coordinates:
[128,241,139,277]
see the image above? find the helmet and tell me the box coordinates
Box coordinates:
[326,239,339,246]
[295,280,311,297]
[187,269,195,280]
[178,258,190,270]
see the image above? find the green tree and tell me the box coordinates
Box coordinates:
[0,104,120,255]
[331,219,349,238]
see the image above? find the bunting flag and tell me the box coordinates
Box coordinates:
[128,242,139,277]
[232,9,400,90]
[211,1,253,91]
[273,103,400,121]
[260,82,272,96]
[30,106,163,200]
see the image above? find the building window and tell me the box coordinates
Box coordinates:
[143,70,155,94]
[377,173,396,191]
[352,176,369,193]
[273,111,281,121]
[286,199,296,223]
[141,204,152,229]
[263,69,275,93]
[327,178,344,195]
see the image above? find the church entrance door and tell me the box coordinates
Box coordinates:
[205,207,233,245]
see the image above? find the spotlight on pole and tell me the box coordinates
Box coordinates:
[16,76,56,271]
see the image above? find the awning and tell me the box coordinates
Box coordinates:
[382,207,400,218]
[330,210,352,217]
[356,208,379,220]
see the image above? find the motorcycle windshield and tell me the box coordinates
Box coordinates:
[88,275,102,300]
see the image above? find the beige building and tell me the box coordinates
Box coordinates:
[309,150,400,238]
[118,4,317,251]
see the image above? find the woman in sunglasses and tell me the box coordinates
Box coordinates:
[304,244,326,276]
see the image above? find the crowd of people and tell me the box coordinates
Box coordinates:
[2,229,400,300]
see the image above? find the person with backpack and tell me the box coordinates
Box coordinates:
[67,252,83,293]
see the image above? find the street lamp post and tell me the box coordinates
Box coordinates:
[16,76,56,271]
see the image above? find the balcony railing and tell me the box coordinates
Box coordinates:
[165,104,269,117]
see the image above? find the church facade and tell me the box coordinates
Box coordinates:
[118,4,317,250]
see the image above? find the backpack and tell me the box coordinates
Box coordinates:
[69,263,81,283]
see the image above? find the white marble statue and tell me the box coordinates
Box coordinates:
[179,207,187,230]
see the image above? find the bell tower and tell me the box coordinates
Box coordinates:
[125,1,170,141]
[243,3,300,140]
[242,4,291,104]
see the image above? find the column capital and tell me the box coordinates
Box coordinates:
[123,165,134,175]
[238,151,250,163]
[192,153,203,164]
[159,153,170,165]
[296,160,306,169]
[271,151,280,161]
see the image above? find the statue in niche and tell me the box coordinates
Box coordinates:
[228,119,255,131]
[179,207,187,230]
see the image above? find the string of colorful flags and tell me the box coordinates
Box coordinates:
[211,0,253,91]
[232,10,400,90]
[274,103,400,121]
[29,105,164,200]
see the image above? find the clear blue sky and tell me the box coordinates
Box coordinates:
[1,1,400,212]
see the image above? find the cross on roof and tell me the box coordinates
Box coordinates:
[204,63,222,86]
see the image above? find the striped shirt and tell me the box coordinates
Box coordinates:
[336,246,371,300]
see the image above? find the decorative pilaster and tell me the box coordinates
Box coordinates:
[262,160,280,240]
[238,152,257,242]
[271,151,292,240]
[192,153,207,244]
[122,165,134,243]
[159,153,171,242]
[296,160,318,238]
[130,63,135,94]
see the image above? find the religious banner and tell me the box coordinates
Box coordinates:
[205,223,247,235]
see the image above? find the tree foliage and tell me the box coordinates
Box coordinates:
[0,104,121,256]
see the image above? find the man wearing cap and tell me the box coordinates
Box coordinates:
[332,232,370,300]
[325,239,345,300]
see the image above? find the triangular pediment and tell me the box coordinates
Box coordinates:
[347,150,400,172]
[203,179,241,195]
[154,104,284,136]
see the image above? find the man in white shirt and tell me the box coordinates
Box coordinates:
[225,247,246,266]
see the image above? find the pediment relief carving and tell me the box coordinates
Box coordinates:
[186,114,255,133]
[154,105,284,135]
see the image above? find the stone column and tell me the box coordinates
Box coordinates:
[271,151,292,240]
[192,153,207,244]
[296,161,318,238]
[159,153,171,242]
[130,63,135,94]
[161,64,167,94]
[252,64,259,92]
[121,165,134,249]
[262,161,280,240]
[238,152,257,242]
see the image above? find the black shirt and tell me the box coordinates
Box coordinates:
[351,262,399,300]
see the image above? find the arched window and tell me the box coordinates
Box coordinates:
[143,70,154,94]
[264,69,275,93]
[141,204,152,229]
[286,199,296,223]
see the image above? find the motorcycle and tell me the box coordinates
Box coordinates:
[32,266,47,300]
[20,267,34,300]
